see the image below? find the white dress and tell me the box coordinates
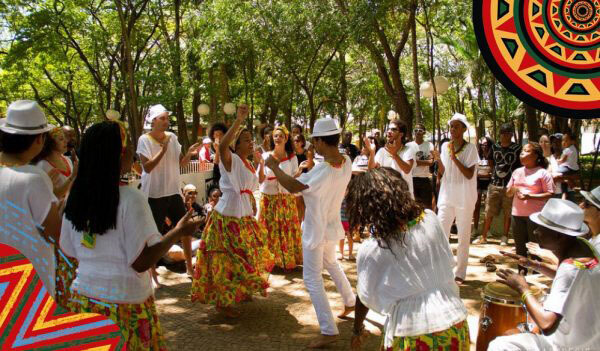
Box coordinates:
[357,210,467,348]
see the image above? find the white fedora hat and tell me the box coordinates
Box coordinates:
[310,118,342,137]
[0,100,54,135]
[530,198,589,236]
[581,186,600,209]
[447,112,470,130]
[145,104,171,123]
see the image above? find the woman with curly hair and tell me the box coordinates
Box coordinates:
[257,125,302,270]
[346,167,469,351]
[506,142,554,275]
[60,121,201,350]
[191,105,274,318]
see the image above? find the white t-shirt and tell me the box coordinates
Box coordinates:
[258,152,299,195]
[60,186,162,304]
[0,165,58,297]
[548,155,571,194]
[357,210,467,342]
[438,142,479,210]
[214,153,259,218]
[136,132,182,198]
[407,140,432,178]
[36,157,73,198]
[297,155,352,249]
[543,258,600,349]
[561,145,579,170]
[374,146,416,197]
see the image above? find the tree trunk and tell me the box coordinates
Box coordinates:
[219,63,230,120]
[411,1,421,124]
[339,51,349,129]
[490,77,497,140]
[209,66,217,122]
[525,104,539,142]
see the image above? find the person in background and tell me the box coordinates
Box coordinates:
[407,123,434,209]
[339,131,359,162]
[258,124,274,153]
[0,100,64,305]
[294,134,307,164]
[548,133,575,201]
[62,125,77,157]
[474,124,521,245]
[199,137,213,163]
[32,126,78,200]
[432,113,479,284]
[556,131,579,195]
[367,119,416,198]
[61,121,201,350]
[348,168,469,351]
[580,186,600,251]
[432,136,450,211]
[183,184,205,219]
[208,122,228,184]
[472,137,493,238]
[506,142,554,275]
[291,124,303,139]
[489,199,599,351]
[338,193,354,261]
[203,187,222,216]
[539,134,552,159]
[352,142,370,169]
[136,104,201,278]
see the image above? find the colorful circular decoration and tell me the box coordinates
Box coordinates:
[474,0,600,119]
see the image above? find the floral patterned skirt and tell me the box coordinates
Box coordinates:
[54,246,78,309]
[259,193,303,269]
[67,291,167,351]
[191,211,274,307]
[381,320,470,351]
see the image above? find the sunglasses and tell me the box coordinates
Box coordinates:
[414,128,425,133]
[387,127,399,132]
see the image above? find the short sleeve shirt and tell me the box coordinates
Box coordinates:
[507,166,555,216]
[214,153,259,218]
[561,145,579,170]
[258,152,299,195]
[297,155,352,249]
[0,165,58,297]
[407,141,432,178]
[60,186,162,303]
[374,146,416,197]
[438,142,479,210]
[136,132,182,198]
[490,142,522,187]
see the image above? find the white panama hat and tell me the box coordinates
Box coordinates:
[581,186,600,210]
[529,198,589,236]
[447,112,470,130]
[145,104,171,124]
[0,100,54,135]
[310,118,342,137]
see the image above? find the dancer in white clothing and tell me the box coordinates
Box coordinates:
[432,113,479,284]
[265,118,356,349]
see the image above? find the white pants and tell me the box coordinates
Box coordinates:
[303,241,356,335]
[488,333,554,351]
[437,203,475,280]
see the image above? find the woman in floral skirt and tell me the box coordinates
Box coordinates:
[257,125,302,270]
[191,104,274,317]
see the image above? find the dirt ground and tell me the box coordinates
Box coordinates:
[154,225,553,351]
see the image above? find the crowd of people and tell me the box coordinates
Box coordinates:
[0,99,598,350]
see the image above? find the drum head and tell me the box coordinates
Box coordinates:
[483,282,542,306]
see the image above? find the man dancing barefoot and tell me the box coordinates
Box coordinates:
[265,118,355,348]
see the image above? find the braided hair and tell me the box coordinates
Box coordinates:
[64,121,122,234]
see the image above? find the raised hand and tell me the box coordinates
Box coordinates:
[175,209,201,236]
[236,104,249,120]
[188,142,201,156]
[362,136,373,154]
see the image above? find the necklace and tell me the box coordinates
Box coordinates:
[241,157,256,174]
[405,211,426,230]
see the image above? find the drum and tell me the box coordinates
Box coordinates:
[476,282,541,351]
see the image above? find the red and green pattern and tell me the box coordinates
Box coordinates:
[0,243,124,350]
[380,321,470,351]
[258,193,303,270]
[191,211,275,307]
[474,0,600,118]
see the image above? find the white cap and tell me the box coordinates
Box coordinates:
[202,137,211,144]
[529,198,589,236]
[310,118,342,137]
[145,104,171,123]
[448,112,470,130]
[183,184,197,193]
[0,100,54,135]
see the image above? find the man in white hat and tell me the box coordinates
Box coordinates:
[0,100,62,297]
[199,137,213,163]
[432,113,479,284]
[580,186,600,250]
[265,118,355,348]
[490,198,600,351]
[136,104,201,278]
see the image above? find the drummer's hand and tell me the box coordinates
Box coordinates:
[500,250,530,267]
[525,242,559,265]
[496,268,529,294]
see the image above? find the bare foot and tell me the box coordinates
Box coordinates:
[337,305,355,318]
[307,334,338,349]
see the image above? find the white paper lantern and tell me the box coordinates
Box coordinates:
[387,110,398,120]
[252,119,261,127]
[433,76,450,93]
[223,102,236,115]
[106,109,120,120]
[197,104,210,116]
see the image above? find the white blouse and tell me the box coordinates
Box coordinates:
[356,210,467,347]
[258,152,298,195]
[59,186,162,304]
[214,153,259,218]
[438,142,479,210]
[36,157,73,199]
